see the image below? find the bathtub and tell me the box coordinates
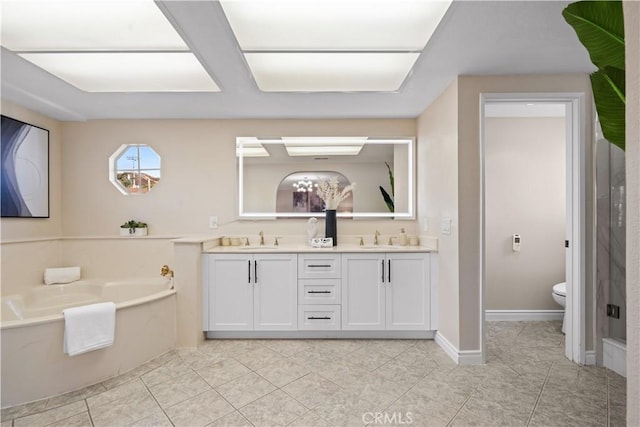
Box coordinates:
[1,278,177,408]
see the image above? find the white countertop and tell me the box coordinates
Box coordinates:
[203,244,436,254]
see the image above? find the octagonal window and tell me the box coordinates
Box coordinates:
[109,144,161,195]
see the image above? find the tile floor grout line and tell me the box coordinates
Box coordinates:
[445,385,480,427]
[140,372,177,427]
[525,360,553,427]
[84,398,95,427]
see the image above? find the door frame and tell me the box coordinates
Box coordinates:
[479,92,587,364]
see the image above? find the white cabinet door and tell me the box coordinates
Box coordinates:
[341,253,385,330]
[208,254,253,330]
[253,254,297,330]
[385,253,430,330]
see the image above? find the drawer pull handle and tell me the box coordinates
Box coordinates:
[308,316,332,320]
[308,290,331,294]
[308,264,331,268]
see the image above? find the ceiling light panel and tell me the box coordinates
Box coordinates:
[285,145,364,156]
[1,1,188,51]
[244,52,419,92]
[220,0,452,51]
[18,53,220,92]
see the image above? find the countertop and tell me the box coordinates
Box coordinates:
[203,244,436,254]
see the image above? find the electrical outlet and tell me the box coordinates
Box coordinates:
[209,216,218,229]
[422,217,429,232]
[606,304,620,319]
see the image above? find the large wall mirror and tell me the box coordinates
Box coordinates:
[237,137,415,218]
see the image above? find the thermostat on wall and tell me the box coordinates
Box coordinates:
[512,234,521,252]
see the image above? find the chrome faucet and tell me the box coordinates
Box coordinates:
[259,230,265,246]
[374,230,381,246]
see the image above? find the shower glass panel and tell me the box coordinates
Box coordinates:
[595,119,626,363]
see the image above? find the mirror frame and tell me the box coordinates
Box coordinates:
[237,137,415,219]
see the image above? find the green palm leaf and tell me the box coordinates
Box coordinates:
[379,186,394,212]
[563,0,625,151]
[562,1,624,70]
[591,67,626,150]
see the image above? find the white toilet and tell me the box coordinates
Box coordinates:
[552,282,566,333]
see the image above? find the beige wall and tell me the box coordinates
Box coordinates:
[61,119,417,238]
[1,102,64,295]
[0,101,63,240]
[624,1,639,425]
[417,81,460,348]
[457,74,595,351]
[418,75,594,353]
[485,117,566,310]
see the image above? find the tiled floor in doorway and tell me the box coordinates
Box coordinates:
[1,321,626,426]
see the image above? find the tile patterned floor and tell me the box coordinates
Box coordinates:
[1,321,626,426]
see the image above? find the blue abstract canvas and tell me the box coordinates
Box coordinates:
[1,115,49,218]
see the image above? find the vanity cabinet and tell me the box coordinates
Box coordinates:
[297,254,341,330]
[341,253,430,331]
[204,253,297,331]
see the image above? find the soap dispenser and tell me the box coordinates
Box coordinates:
[398,228,408,246]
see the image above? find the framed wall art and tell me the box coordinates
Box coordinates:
[1,115,50,218]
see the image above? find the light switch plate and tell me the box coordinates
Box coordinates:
[441,217,452,235]
[209,216,218,229]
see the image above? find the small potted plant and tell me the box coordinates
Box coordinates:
[120,220,148,236]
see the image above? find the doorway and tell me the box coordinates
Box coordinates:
[480,93,587,364]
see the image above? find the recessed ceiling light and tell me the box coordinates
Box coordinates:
[1,1,220,93]
[220,0,452,51]
[282,137,366,156]
[245,52,419,92]
[220,0,451,93]
[1,1,187,51]
[18,52,220,92]
[236,138,270,157]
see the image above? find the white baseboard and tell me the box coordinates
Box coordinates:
[485,310,564,321]
[435,332,483,365]
[585,350,596,366]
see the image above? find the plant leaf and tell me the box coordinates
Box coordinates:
[562,1,625,70]
[379,186,394,212]
[384,162,395,197]
[591,67,626,150]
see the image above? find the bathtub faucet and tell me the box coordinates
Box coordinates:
[161,265,175,289]
[161,265,174,278]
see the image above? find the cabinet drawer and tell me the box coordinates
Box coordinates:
[298,279,340,305]
[298,254,341,278]
[298,305,341,330]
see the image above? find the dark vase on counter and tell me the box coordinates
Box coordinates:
[325,209,337,246]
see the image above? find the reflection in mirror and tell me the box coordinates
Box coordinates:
[109,144,161,195]
[238,137,414,218]
[278,172,353,214]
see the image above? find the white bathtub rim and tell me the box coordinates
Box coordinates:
[1,286,176,330]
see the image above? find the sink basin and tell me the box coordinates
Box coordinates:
[235,246,279,250]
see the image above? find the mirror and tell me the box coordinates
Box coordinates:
[109,144,161,195]
[237,137,414,218]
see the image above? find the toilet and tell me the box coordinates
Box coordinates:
[552,282,566,333]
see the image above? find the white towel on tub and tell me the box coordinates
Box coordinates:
[45,266,81,285]
[63,302,116,356]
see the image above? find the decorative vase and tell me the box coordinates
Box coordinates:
[325,209,337,246]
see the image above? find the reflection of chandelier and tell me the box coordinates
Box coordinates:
[293,179,315,192]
